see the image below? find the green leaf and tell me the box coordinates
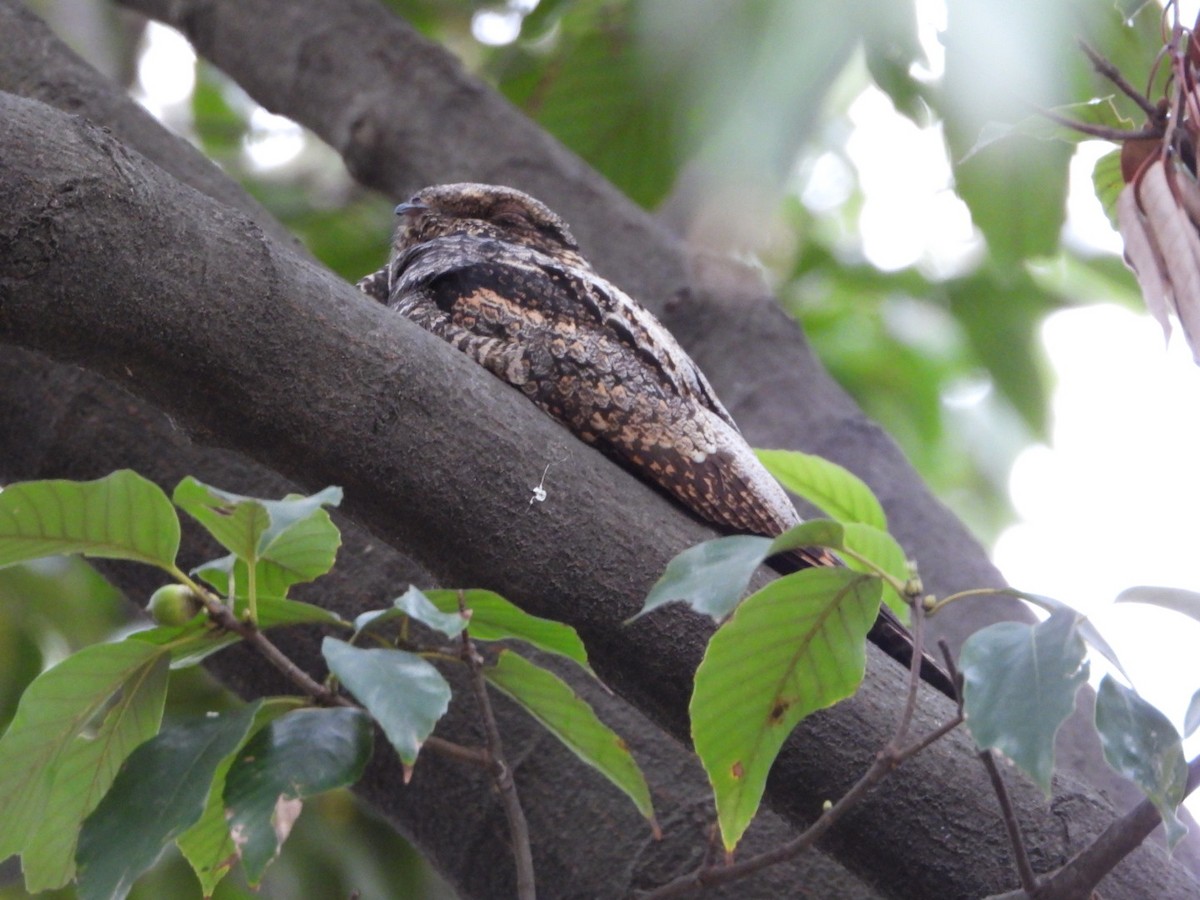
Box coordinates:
[1092,147,1124,231]
[75,705,260,900]
[424,589,591,671]
[176,699,303,897]
[21,654,169,891]
[960,610,1089,795]
[173,480,341,586]
[630,535,771,622]
[634,521,846,622]
[173,478,271,562]
[1116,585,1200,624]
[1016,591,1128,681]
[755,449,887,528]
[1094,676,1188,847]
[485,649,655,826]
[0,641,169,869]
[953,135,1073,267]
[390,586,467,638]
[321,638,450,766]
[127,620,240,670]
[841,522,910,620]
[0,471,179,570]
[255,595,345,629]
[692,568,881,850]
[224,707,373,884]
[193,558,344,627]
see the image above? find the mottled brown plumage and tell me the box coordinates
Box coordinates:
[359,183,951,695]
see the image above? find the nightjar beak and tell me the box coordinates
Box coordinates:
[394,201,429,218]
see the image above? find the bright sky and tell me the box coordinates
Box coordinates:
[133,8,1200,819]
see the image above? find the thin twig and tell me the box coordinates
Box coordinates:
[894,587,928,746]
[1036,106,1162,142]
[1079,39,1162,120]
[640,590,964,898]
[201,594,351,706]
[459,593,536,900]
[979,750,1039,893]
[1022,753,1200,900]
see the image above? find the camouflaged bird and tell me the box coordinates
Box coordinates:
[358,183,950,694]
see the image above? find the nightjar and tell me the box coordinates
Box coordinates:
[358,182,951,695]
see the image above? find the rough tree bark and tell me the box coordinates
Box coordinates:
[0,1,1196,897]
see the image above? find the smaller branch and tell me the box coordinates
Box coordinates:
[979,750,1039,893]
[460,594,536,900]
[1079,40,1162,120]
[1023,753,1200,900]
[894,582,929,746]
[937,638,965,705]
[425,735,490,767]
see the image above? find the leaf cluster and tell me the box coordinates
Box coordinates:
[0,471,653,897]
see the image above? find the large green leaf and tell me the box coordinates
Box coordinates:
[632,535,771,622]
[224,707,373,884]
[485,650,654,825]
[173,480,341,587]
[0,641,169,868]
[424,589,591,670]
[755,449,887,529]
[0,471,179,570]
[1016,590,1128,681]
[322,639,450,766]
[176,699,303,897]
[634,521,845,622]
[841,522,910,620]
[172,478,270,562]
[959,610,1088,795]
[691,568,881,850]
[21,654,169,891]
[75,704,260,900]
[1095,676,1188,847]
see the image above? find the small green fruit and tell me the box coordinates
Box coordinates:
[146,584,202,626]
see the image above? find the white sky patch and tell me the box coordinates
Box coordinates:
[1063,141,1123,255]
[994,305,1200,766]
[913,0,947,80]
[845,87,980,275]
[243,107,305,172]
[132,21,196,120]
[472,1,539,47]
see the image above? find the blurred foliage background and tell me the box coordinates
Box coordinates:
[5,0,1167,895]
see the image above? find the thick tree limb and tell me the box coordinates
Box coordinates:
[2,90,1195,899]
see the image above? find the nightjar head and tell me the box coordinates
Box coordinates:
[392,183,584,265]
